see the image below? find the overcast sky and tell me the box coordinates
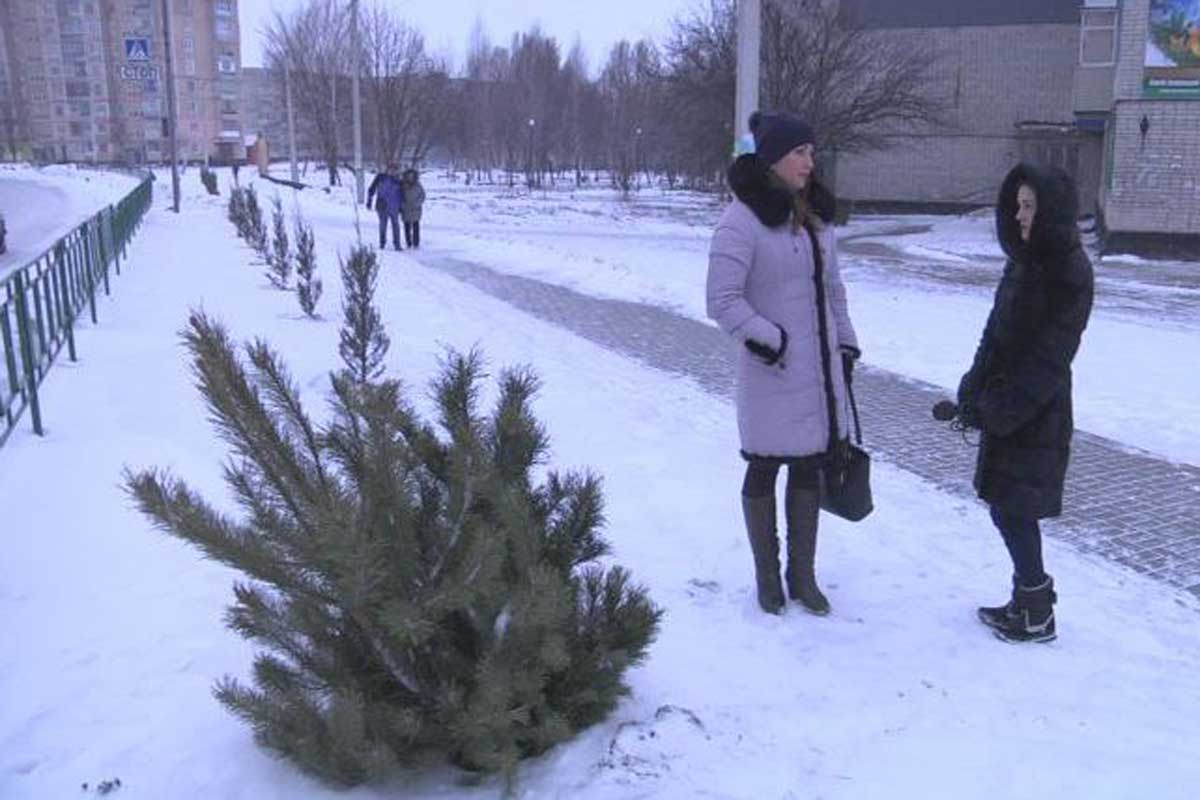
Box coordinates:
[237,0,694,73]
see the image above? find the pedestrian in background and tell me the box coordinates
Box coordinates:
[367,163,404,251]
[401,168,426,249]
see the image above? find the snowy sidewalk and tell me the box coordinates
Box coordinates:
[416,252,1200,600]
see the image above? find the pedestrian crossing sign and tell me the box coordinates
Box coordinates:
[125,37,151,62]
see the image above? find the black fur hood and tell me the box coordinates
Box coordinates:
[996,163,1081,263]
[727,153,836,229]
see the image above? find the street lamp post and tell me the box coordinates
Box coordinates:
[735,0,761,150]
[527,118,536,188]
[634,126,643,189]
[351,0,364,204]
[160,0,180,211]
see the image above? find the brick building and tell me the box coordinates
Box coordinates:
[1101,0,1200,253]
[0,0,244,164]
[239,66,320,164]
[834,0,1199,256]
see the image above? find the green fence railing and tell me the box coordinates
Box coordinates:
[1,175,153,447]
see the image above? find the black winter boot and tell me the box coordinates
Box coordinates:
[741,495,786,615]
[993,577,1057,643]
[977,575,1020,631]
[783,485,830,615]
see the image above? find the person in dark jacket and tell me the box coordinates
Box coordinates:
[366,164,404,251]
[956,163,1094,644]
[401,168,426,248]
[707,112,860,616]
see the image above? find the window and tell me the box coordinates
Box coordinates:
[215,0,235,17]
[60,35,85,59]
[216,19,233,40]
[1080,9,1118,66]
[65,80,90,97]
[218,55,237,74]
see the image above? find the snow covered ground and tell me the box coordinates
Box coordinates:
[0,164,141,279]
[1,168,1198,799]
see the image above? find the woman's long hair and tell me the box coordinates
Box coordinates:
[792,190,824,235]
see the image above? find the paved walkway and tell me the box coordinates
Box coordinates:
[420,254,1200,600]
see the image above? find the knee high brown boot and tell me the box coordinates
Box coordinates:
[784,484,830,615]
[741,494,785,615]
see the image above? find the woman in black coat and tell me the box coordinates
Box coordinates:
[956,163,1094,644]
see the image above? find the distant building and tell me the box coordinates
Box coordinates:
[834,0,1199,256]
[239,66,319,164]
[0,0,244,164]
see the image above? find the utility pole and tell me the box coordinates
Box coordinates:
[161,0,180,211]
[351,0,364,204]
[285,62,299,184]
[735,0,761,149]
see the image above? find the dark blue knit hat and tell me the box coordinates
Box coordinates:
[750,111,815,167]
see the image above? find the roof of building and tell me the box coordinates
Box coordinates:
[838,0,1081,29]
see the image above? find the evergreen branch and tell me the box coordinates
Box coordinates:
[347,607,423,696]
[489,366,549,485]
[246,338,331,495]
[186,312,326,553]
[126,469,328,601]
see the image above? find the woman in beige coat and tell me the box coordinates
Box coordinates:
[706,112,859,616]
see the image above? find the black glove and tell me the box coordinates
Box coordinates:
[957,401,982,430]
[745,325,788,366]
[367,202,373,211]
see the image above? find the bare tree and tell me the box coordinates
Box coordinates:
[762,0,948,156]
[509,28,565,188]
[658,0,946,187]
[660,0,737,187]
[599,40,663,194]
[265,0,350,187]
[361,5,448,168]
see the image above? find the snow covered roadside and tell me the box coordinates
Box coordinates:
[366,174,1198,466]
[0,164,141,278]
[1,176,1199,799]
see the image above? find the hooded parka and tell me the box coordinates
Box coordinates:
[958,163,1094,519]
[707,155,858,460]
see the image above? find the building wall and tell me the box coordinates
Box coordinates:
[239,67,286,155]
[0,0,28,158]
[1,0,117,162]
[1101,0,1200,237]
[1,0,241,164]
[239,65,322,163]
[836,23,1081,206]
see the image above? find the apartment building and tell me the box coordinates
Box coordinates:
[0,0,243,164]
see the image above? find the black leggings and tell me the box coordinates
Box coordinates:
[990,505,1047,586]
[741,459,819,498]
[404,220,421,247]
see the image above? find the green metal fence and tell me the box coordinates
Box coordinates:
[0,175,153,447]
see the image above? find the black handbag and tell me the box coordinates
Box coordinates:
[819,376,874,522]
